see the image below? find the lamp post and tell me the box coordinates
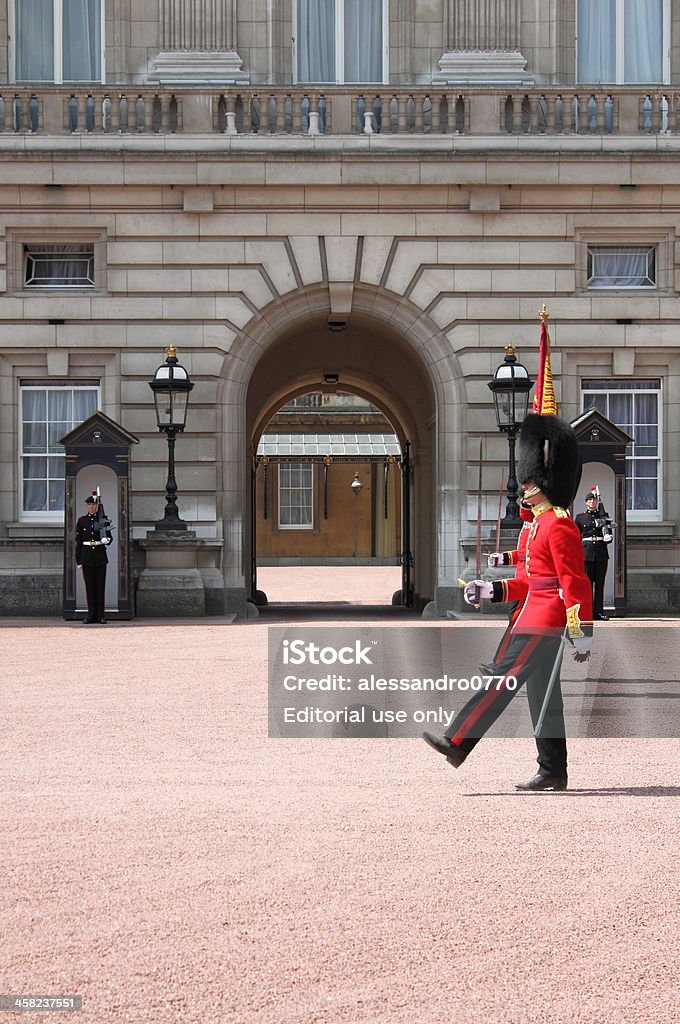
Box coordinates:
[149,345,194,531]
[488,344,533,525]
[351,472,362,560]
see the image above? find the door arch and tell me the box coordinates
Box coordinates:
[216,284,465,616]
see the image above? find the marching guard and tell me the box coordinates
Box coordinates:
[424,414,593,791]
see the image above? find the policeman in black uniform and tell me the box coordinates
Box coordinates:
[574,489,613,620]
[75,494,113,623]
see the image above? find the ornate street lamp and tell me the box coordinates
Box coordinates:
[350,472,363,496]
[488,344,533,524]
[149,345,194,531]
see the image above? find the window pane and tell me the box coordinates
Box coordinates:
[587,246,655,288]
[583,393,607,415]
[24,244,95,288]
[634,393,658,427]
[24,479,47,512]
[48,478,65,511]
[23,389,47,420]
[16,0,54,81]
[577,0,615,83]
[280,462,313,527]
[25,457,47,479]
[74,389,98,421]
[48,422,70,452]
[297,0,335,82]
[63,0,101,81]
[23,422,47,453]
[609,393,632,425]
[633,478,657,510]
[344,0,382,82]
[48,390,72,421]
[624,0,663,82]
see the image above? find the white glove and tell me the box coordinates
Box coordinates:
[603,534,613,543]
[569,635,592,662]
[102,536,112,545]
[464,580,494,605]
[487,552,505,568]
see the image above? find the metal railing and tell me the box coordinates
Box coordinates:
[0,85,677,137]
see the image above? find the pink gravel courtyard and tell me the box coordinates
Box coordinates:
[1,568,678,1023]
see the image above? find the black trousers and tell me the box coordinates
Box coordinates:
[585,559,608,617]
[444,632,567,777]
[82,563,107,621]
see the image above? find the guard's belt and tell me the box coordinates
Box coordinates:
[582,537,605,543]
[83,540,104,546]
[528,576,560,591]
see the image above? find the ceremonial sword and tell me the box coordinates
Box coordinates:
[533,626,569,738]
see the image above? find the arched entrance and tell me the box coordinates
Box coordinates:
[216,283,465,618]
[244,293,436,611]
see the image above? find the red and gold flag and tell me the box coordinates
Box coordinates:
[532,304,558,415]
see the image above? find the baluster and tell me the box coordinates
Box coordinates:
[667,93,678,133]
[431,94,441,133]
[160,94,171,133]
[273,94,283,133]
[144,94,154,133]
[651,93,661,133]
[292,93,302,134]
[595,94,606,133]
[397,94,408,134]
[414,95,424,133]
[545,94,556,134]
[0,94,5,133]
[13,94,23,132]
[511,94,522,134]
[28,94,39,132]
[528,94,539,133]
[257,93,267,133]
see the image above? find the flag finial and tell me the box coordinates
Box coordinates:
[539,304,549,324]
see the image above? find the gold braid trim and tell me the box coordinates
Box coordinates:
[566,603,583,638]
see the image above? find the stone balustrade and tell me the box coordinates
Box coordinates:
[0,86,677,137]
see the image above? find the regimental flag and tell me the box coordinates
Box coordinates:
[532,304,558,415]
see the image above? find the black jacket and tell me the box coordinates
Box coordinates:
[75,513,112,567]
[574,509,612,563]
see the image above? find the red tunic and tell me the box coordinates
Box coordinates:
[493,502,593,637]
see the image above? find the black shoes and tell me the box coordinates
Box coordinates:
[97,618,108,624]
[83,617,96,624]
[480,662,496,675]
[515,773,568,792]
[594,613,610,621]
[422,732,466,768]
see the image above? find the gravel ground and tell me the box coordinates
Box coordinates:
[1,568,678,1024]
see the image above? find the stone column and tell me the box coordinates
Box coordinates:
[151,0,247,83]
[434,0,532,86]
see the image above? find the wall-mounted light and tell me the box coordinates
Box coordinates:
[351,472,363,496]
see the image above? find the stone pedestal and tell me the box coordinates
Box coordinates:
[149,49,248,83]
[137,531,224,617]
[433,49,534,86]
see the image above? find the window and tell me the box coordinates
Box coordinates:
[279,463,314,529]
[581,379,662,518]
[587,245,656,289]
[24,243,95,289]
[296,0,386,83]
[577,0,667,83]
[20,382,99,517]
[14,0,103,83]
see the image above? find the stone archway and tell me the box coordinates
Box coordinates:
[217,283,466,617]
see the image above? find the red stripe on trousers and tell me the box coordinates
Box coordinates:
[451,634,543,747]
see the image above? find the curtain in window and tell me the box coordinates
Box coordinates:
[16,0,54,81]
[344,0,382,82]
[298,0,335,83]
[624,0,663,82]
[577,0,615,82]
[588,246,654,287]
[25,244,95,287]
[63,0,101,81]
[22,387,98,513]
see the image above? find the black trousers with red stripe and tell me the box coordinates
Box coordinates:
[444,632,567,777]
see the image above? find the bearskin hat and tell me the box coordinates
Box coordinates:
[517,413,581,509]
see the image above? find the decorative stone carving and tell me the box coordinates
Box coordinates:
[435,0,533,85]
[152,0,248,82]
